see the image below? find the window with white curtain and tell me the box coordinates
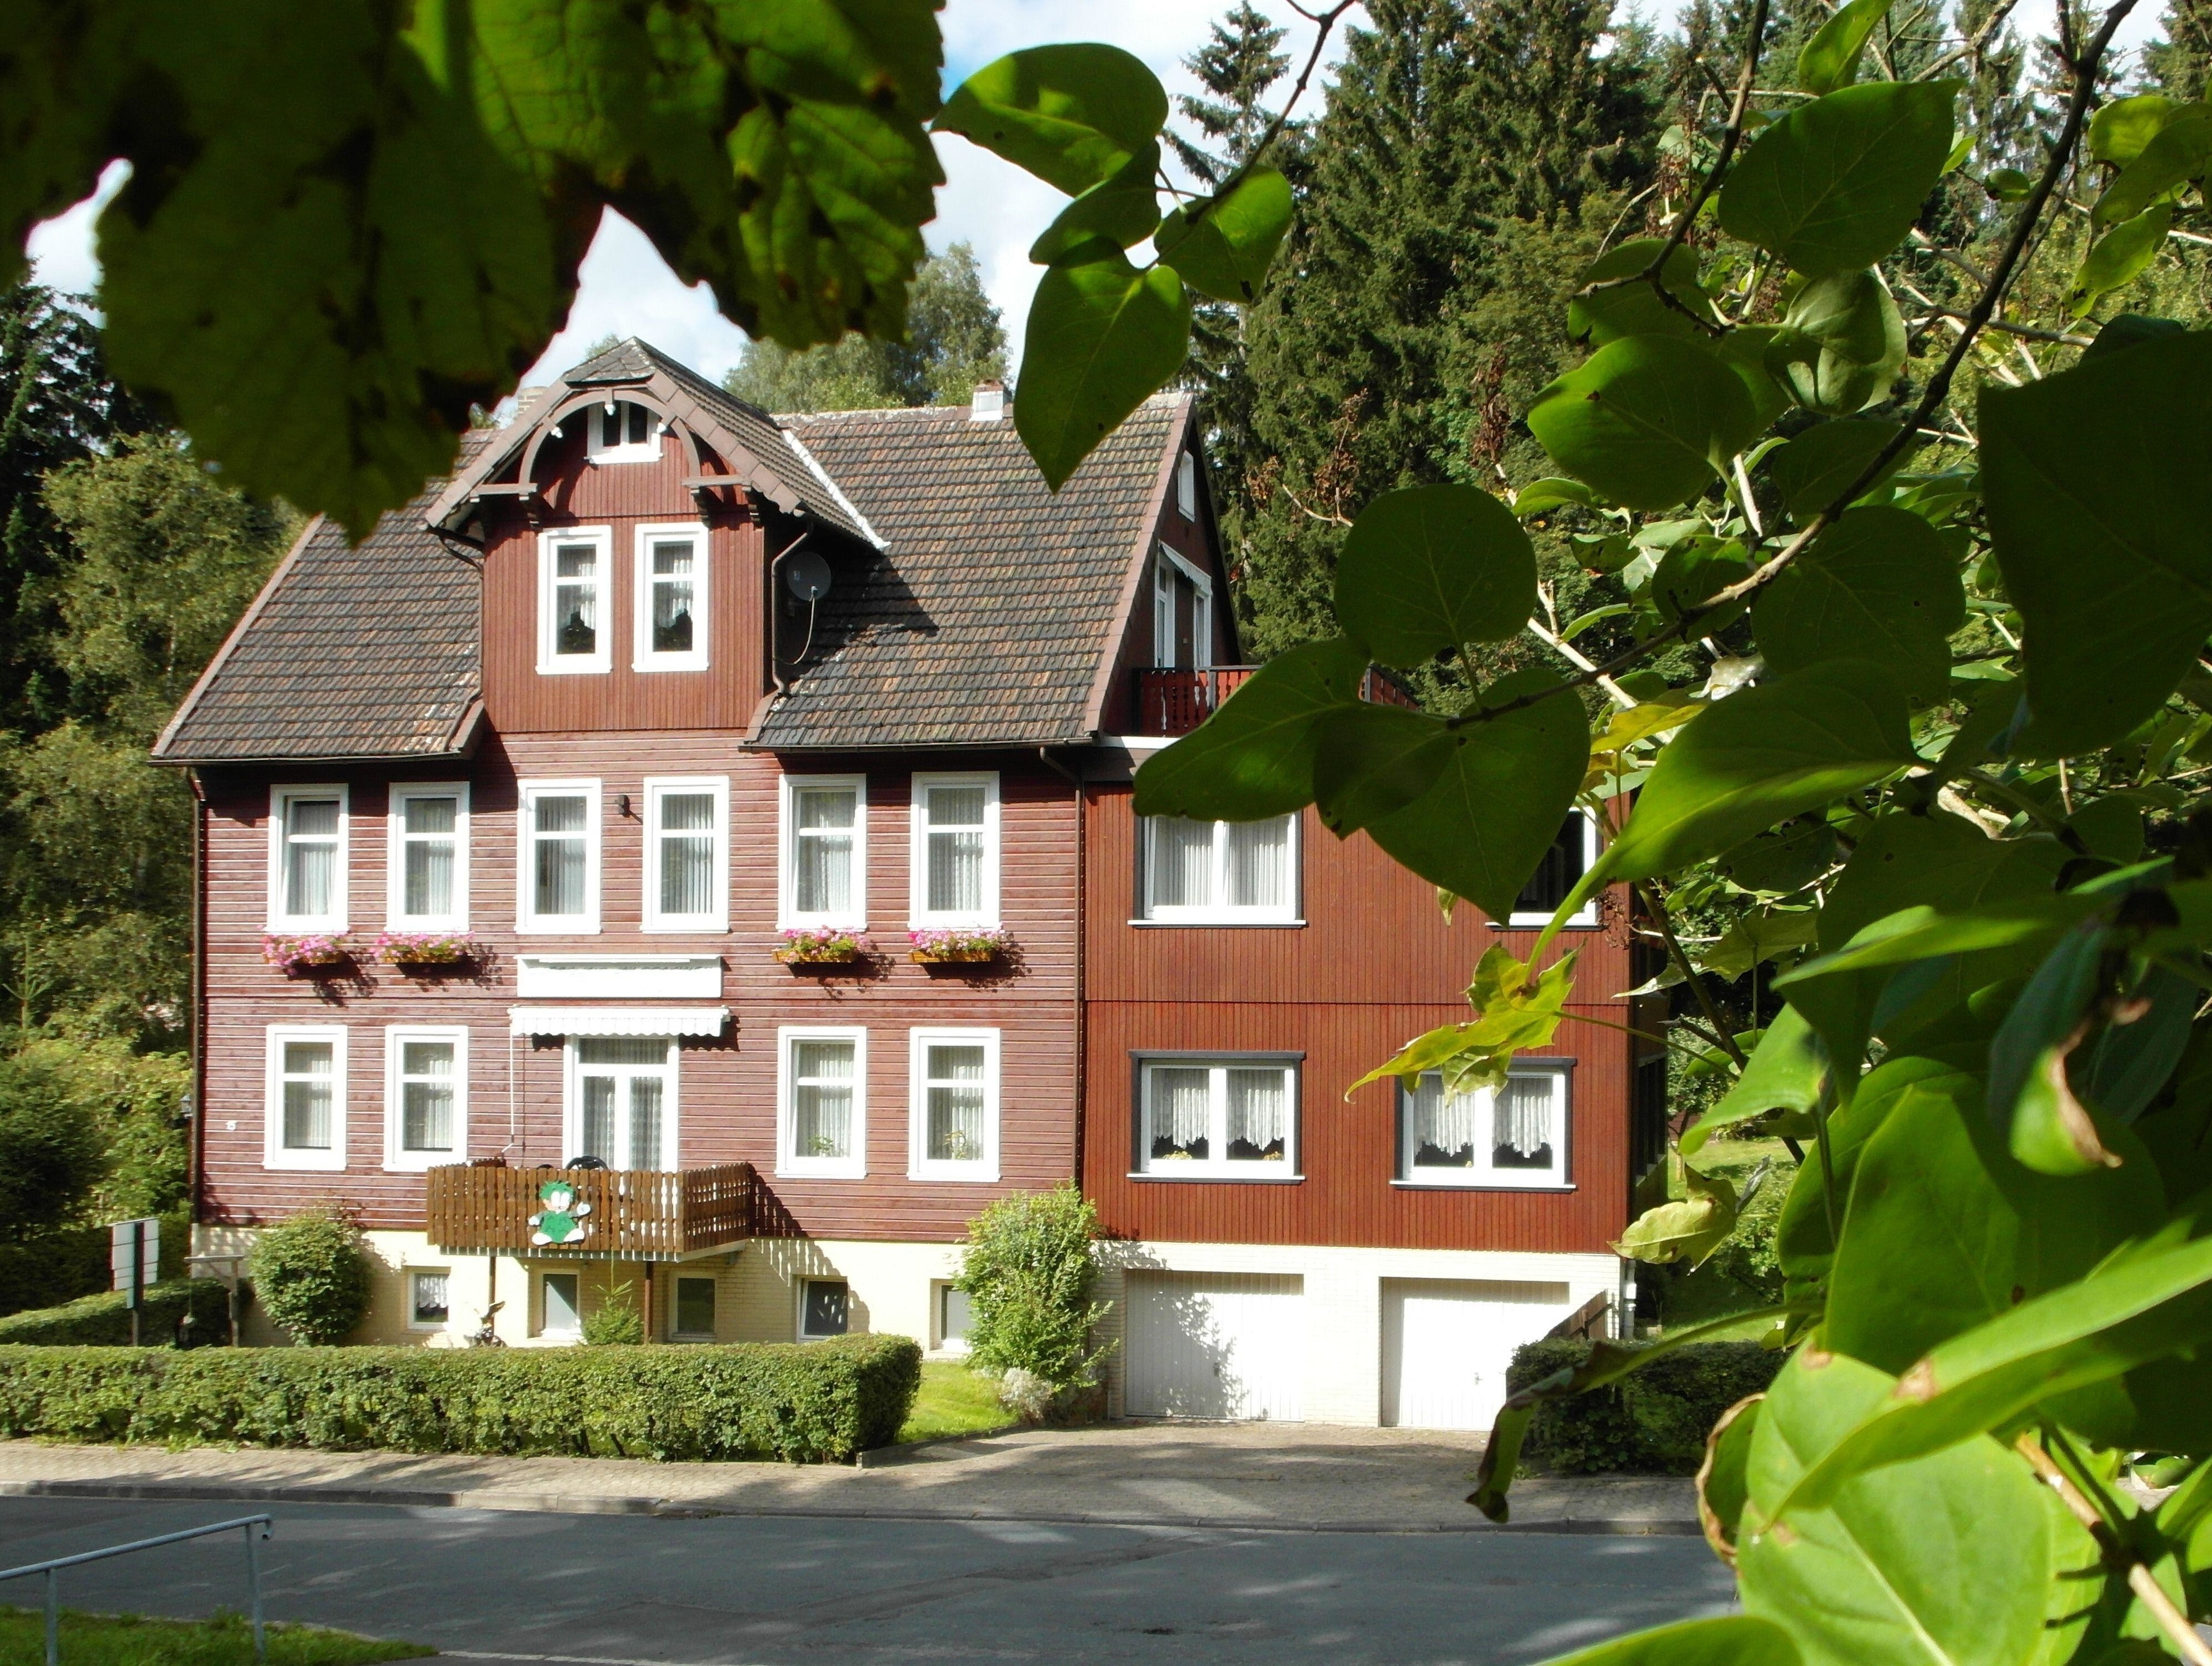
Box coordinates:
[782,776,866,927]
[779,1027,866,1178]
[1399,1064,1570,1187]
[1137,1057,1299,1179]
[1139,814,1298,924]
[566,1035,677,1170]
[910,774,998,927]
[268,786,347,930]
[537,527,611,673]
[517,781,599,932]
[633,522,709,671]
[384,1026,466,1170]
[644,777,727,931]
[266,1025,346,1170]
[387,784,467,928]
[409,1270,452,1330]
[910,1028,998,1180]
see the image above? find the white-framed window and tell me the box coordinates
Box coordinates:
[517,780,601,933]
[408,1269,452,1331]
[385,783,468,929]
[1177,450,1198,519]
[908,1028,999,1181]
[1153,556,1176,669]
[908,773,999,927]
[382,1026,467,1171]
[1398,1063,1572,1189]
[537,526,612,674]
[800,1278,851,1340]
[1139,814,1300,924]
[1135,1056,1300,1180]
[563,1035,677,1170]
[264,1024,347,1171]
[540,1271,582,1337]
[935,1282,973,1353]
[586,399,662,465]
[632,521,709,672]
[1152,545,1213,671]
[779,774,866,928]
[674,1275,717,1340]
[267,785,348,931]
[643,776,728,932]
[1510,812,1601,927]
[778,1026,866,1179]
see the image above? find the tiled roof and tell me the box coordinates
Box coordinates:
[753,394,1185,749]
[152,453,485,765]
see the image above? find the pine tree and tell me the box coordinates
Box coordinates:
[2146,0,2212,98]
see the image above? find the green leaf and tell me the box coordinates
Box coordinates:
[1362,669,1592,920]
[1766,270,1907,416]
[1980,332,2212,756]
[1015,240,1191,489]
[1028,144,1162,264]
[1347,945,1582,1098]
[1567,238,1722,344]
[1131,637,1366,819]
[1797,0,1896,96]
[1983,165,2034,201]
[2068,204,2174,316]
[1719,81,1961,275]
[2089,93,2179,165]
[1153,166,1293,303]
[1334,484,1537,665]
[1987,920,2124,1175]
[0,3,132,285]
[1616,1164,1742,1266]
[1766,420,1907,518]
[1527,335,1761,511]
[2092,103,2210,229]
[1751,506,1964,705]
[933,44,1166,195]
[1818,814,2062,955]
[2084,313,2188,359]
[1684,1005,1830,1155]
[1699,1396,1764,1563]
[1781,891,2102,989]
[1714,326,1796,431]
[1514,477,1609,516]
[1738,1350,2052,1666]
[1312,705,1455,835]
[1536,1617,1802,1666]
[1650,540,1753,632]
[1718,818,1839,894]
[2085,964,2196,1123]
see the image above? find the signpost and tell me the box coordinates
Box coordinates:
[109,1217,158,1347]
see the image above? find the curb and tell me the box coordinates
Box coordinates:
[0,1477,1699,1535]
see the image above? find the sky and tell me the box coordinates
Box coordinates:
[22,0,2167,391]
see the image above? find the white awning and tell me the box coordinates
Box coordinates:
[507,1006,730,1038]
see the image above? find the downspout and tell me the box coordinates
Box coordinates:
[1037,745,1088,1185]
[188,773,208,1243]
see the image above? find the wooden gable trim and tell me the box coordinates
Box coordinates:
[1078,394,1202,737]
[151,514,325,764]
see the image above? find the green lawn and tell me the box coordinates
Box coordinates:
[894,1361,1018,1444]
[0,1608,430,1664]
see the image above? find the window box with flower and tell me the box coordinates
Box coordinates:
[376,931,482,970]
[263,934,353,976]
[907,928,1012,965]
[774,926,873,967]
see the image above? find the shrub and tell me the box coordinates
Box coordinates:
[0,1278,229,1345]
[582,1281,644,1345]
[0,1207,194,1320]
[0,1055,107,1240]
[958,1182,1112,1400]
[0,1333,922,1462]
[1505,1338,1783,1475]
[248,1206,371,1344]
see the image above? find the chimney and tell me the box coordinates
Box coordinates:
[970,380,1006,422]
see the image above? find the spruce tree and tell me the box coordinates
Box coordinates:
[2147,0,2212,98]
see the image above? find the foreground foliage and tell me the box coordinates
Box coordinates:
[0,1608,431,1666]
[957,1183,1113,1398]
[1508,1339,1783,1476]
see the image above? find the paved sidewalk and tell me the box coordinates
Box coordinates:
[0,1423,1697,1534]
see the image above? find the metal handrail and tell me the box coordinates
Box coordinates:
[0,1515,273,1665]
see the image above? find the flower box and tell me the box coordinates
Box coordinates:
[907,929,1012,965]
[263,934,351,976]
[774,928,872,967]
[376,932,481,970]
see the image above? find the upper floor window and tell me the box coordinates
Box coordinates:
[1398,1064,1571,1189]
[910,773,998,927]
[1137,1056,1299,1180]
[566,1035,676,1170]
[781,775,866,928]
[1176,450,1197,519]
[1510,813,1599,928]
[778,1027,866,1179]
[518,781,600,933]
[634,523,709,672]
[538,527,611,674]
[1152,547,1213,670]
[645,776,728,932]
[268,785,347,930]
[1139,814,1298,925]
[909,1028,999,1181]
[587,399,661,464]
[266,1024,346,1171]
[387,784,468,929]
[384,1026,466,1171]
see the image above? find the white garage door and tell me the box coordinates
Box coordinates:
[1382,1279,1574,1430]
[1125,1272,1304,1421]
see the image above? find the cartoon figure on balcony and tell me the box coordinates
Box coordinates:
[529,1179,591,1246]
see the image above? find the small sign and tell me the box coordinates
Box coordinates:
[110,1217,159,1306]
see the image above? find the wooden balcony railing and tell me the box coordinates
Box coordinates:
[1131,665,1419,737]
[426,1162,755,1260]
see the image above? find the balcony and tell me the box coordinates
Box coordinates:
[1130,665,1420,737]
[426,1162,755,1260]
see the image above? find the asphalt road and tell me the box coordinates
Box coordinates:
[0,1497,1737,1665]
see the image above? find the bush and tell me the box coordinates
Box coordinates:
[0,1278,229,1345]
[582,1281,644,1345]
[958,1183,1112,1398]
[0,1206,192,1319]
[249,1206,370,1344]
[1506,1338,1783,1475]
[0,1333,922,1462]
[0,1054,106,1239]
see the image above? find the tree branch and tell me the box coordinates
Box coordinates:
[1635,881,1748,1068]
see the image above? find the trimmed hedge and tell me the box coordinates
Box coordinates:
[1506,1338,1782,1475]
[0,1210,191,1319]
[0,1333,922,1463]
[0,1278,229,1346]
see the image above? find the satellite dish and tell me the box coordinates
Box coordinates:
[785,549,834,603]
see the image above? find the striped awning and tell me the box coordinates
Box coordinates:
[507,1006,730,1038]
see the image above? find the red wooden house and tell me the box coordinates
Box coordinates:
[154,340,1653,1427]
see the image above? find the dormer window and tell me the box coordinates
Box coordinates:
[587,400,660,464]
[537,527,611,674]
